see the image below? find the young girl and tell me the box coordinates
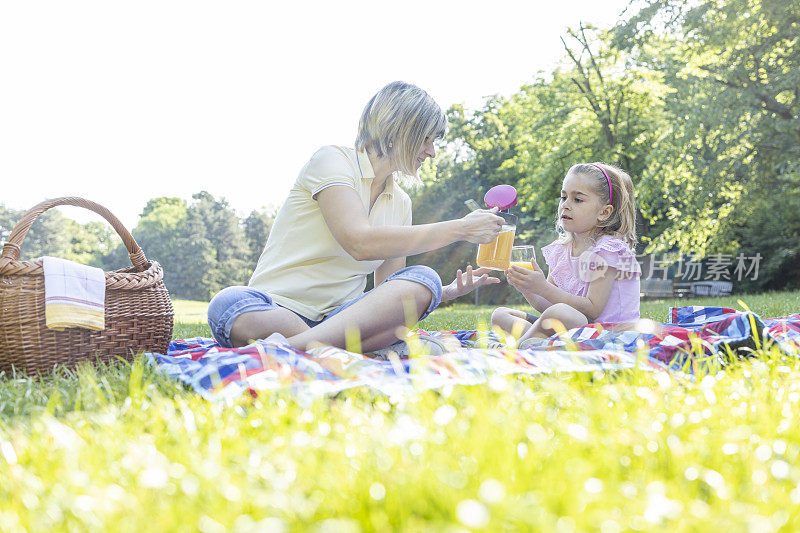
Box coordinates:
[491,162,641,347]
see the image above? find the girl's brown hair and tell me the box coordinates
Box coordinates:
[556,162,637,249]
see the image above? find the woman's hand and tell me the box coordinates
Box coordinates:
[460,208,504,244]
[442,266,500,302]
[505,258,549,297]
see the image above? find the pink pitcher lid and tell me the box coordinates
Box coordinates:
[484,185,517,210]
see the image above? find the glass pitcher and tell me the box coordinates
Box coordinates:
[476,185,518,271]
[476,212,517,271]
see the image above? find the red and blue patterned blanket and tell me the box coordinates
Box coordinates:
[148,307,800,402]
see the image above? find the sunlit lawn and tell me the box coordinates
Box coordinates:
[171,299,212,325]
[1,290,799,531]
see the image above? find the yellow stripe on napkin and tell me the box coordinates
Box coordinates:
[45,303,105,331]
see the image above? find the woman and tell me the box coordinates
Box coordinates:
[208,81,503,353]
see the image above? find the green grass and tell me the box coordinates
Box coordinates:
[1,290,800,531]
[172,299,211,325]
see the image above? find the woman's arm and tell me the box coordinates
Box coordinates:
[442,266,501,301]
[316,185,503,261]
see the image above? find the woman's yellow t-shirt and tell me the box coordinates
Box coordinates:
[248,145,412,321]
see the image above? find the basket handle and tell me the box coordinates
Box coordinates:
[0,197,149,270]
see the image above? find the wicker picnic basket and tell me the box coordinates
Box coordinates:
[0,197,174,374]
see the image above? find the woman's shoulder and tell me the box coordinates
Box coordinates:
[308,145,355,167]
[297,146,360,193]
[301,146,359,181]
[392,182,412,204]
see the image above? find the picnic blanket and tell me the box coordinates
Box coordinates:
[148,306,800,402]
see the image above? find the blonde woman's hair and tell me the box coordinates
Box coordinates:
[355,81,447,186]
[555,162,638,249]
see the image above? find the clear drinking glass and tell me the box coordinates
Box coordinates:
[509,245,536,270]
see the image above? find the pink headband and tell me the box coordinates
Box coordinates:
[590,163,612,204]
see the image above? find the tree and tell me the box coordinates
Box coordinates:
[170,210,218,300]
[124,197,190,289]
[183,192,251,296]
[243,208,275,269]
[559,24,673,246]
[614,0,800,287]
[0,204,70,261]
[62,220,116,267]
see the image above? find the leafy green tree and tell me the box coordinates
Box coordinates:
[614,0,800,287]
[557,24,674,246]
[183,192,251,297]
[62,220,116,267]
[124,197,190,290]
[97,193,260,300]
[170,210,218,300]
[0,204,70,261]
[243,208,275,268]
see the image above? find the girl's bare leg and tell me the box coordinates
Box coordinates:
[518,303,588,343]
[491,307,534,338]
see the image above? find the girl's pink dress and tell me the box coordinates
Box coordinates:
[541,234,641,323]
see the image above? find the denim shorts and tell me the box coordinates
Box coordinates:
[207,265,443,348]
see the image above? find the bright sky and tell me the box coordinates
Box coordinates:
[0,0,631,229]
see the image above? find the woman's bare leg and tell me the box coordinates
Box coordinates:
[229,308,311,347]
[287,279,433,352]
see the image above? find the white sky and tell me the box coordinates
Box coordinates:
[0,0,631,229]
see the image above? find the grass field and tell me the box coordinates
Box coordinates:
[1,290,800,531]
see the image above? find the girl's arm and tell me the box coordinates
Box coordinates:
[507,262,618,322]
[522,274,555,313]
[506,255,555,313]
[317,185,503,260]
[537,268,617,321]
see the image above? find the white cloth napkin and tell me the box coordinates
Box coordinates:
[42,256,106,331]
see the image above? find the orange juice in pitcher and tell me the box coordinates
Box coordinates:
[475,185,518,271]
[476,220,516,270]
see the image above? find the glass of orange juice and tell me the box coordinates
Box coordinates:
[510,245,536,270]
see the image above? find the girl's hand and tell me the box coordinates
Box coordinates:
[505,258,548,296]
[460,208,504,244]
[442,265,500,301]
